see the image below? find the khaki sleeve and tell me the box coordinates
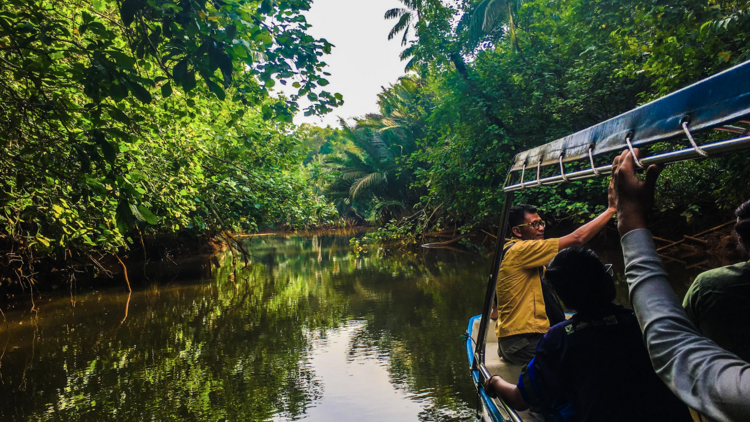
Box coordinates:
[510,238,559,269]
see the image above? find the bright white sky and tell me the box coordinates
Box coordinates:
[289,0,411,128]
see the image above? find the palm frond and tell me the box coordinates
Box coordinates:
[384,7,406,20]
[400,44,417,61]
[482,0,507,32]
[350,172,387,198]
[460,0,521,50]
[400,24,410,46]
[403,56,417,71]
[340,169,369,180]
[388,12,412,41]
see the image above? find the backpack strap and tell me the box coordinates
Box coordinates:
[565,311,635,335]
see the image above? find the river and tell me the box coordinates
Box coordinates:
[0,231,703,421]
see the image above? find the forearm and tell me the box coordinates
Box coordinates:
[486,376,529,411]
[622,229,750,420]
[560,207,615,249]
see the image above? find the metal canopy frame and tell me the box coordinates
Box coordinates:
[471,60,750,404]
[507,59,750,178]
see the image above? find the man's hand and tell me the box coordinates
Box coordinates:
[612,149,663,236]
[484,376,500,398]
[483,373,530,410]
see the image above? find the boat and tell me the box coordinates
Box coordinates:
[466,59,750,421]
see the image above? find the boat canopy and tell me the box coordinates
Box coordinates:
[503,60,750,192]
[472,60,750,403]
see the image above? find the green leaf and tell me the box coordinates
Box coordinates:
[92,131,117,164]
[161,82,172,98]
[183,71,196,92]
[232,44,247,59]
[86,177,107,195]
[120,0,144,26]
[136,205,159,225]
[116,199,136,234]
[108,107,131,124]
[128,81,152,104]
[209,48,233,84]
[36,235,50,247]
[109,50,136,69]
[173,59,188,81]
[109,82,129,102]
[206,79,225,100]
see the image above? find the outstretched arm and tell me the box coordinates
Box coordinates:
[558,176,616,249]
[614,149,750,421]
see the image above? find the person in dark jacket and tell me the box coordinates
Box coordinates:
[484,247,692,422]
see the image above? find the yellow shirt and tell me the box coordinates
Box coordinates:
[494,237,559,339]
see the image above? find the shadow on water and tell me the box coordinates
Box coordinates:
[0,232,714,422]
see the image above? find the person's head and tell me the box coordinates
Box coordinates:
[508,204,545,240]
[735,199,750,255]
[544,247,616,313]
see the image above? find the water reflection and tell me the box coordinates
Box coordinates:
[0,233,709,422]
[0,233,487,421]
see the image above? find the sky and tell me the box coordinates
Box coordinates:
[288,0,411,128]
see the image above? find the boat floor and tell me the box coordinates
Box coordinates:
[471,317,535,420]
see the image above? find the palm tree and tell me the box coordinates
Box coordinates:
[323,77,435,223]
[384,0,421,46]
[459,0,523,51]
[324,121,403,222]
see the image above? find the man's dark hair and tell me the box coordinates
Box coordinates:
[544,247,616,312]
[508,204,538,237]
[736,199,750,253]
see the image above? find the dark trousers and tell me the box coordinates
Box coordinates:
[498,333,544,366]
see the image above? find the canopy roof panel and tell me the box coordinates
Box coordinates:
[509,60,750,173]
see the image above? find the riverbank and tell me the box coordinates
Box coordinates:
[0,227,373,303]
[1,207,742,306]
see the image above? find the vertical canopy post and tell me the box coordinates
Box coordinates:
[473,190,515,374]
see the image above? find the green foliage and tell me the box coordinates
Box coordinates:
[0,0,340,284]
[367,0,750,241]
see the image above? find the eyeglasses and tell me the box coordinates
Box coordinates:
[517,221,546,230]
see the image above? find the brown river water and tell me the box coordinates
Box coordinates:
[0,231,709,421]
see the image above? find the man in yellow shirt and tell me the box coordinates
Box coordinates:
[495,187,616,365]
